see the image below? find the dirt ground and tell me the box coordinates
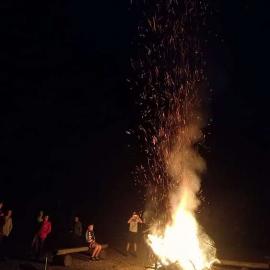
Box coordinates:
[0,248,150,270]
[67,249,147,270]
[0,248,270,270]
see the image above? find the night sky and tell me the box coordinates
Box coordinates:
[0,0,270,254]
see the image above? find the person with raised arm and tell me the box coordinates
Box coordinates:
[126,211,143,256]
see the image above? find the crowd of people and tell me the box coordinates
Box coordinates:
[0,202,145,262]
[83,211,144,261]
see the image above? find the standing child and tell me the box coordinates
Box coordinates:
[126,211,143,256]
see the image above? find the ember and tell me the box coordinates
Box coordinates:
[132,0,218,269]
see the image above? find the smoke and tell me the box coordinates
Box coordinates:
[167,120,206,214]
[145,114,217,270]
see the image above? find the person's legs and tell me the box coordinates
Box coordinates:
[132,232,139,256]
[129,232,137,254]
[126,242,130,252]
[89,247,93,258]
[89,243,102,260]
[32,234,37,247]
[3,236,9,258]
[32,235,39,256]
[37,237,44,258]
[0,235,4,260]
[33,236,40,258]
[134,243,137,253]
[96,245,102,257]
[92,245,99,258]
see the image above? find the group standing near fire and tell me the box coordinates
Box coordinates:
[0,200,145,263]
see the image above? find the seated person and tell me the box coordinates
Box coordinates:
[85,224,102,261]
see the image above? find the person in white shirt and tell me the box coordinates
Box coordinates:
[126,211,143,255]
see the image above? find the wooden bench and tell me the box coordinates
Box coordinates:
[55,244,108,267]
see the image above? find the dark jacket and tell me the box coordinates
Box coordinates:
[74,221,82,237]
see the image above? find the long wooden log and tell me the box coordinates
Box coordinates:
[216,259,269,269]
[56,244,109,256]
[56,247,89,255]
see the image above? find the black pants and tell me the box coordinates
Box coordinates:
[32,235,44,257]
[0,235,3,258]
[0,235,10,259]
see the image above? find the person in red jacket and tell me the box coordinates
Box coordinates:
[38,215,51,240]
[33,215,52,257]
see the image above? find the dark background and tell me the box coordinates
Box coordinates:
[0,0,269,257]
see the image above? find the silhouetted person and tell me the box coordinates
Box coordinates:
[126,211,143,256]
[0,202,4,217]
[3,210,13,237]
[33,215,51,258]
[70,216,83,246]
[0,203,5,259]
[2,210,13,257]
[73,216,82,237]
[32,210,44,255]
[0,202,4,236]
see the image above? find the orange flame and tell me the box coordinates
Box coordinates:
[147,124,218,270]
[148,192,217,270]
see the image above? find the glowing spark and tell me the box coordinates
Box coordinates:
[131,1,217,269]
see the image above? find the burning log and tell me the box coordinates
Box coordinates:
[158,263,184,270]
[215,259,270,270]
[147,259,270,270]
